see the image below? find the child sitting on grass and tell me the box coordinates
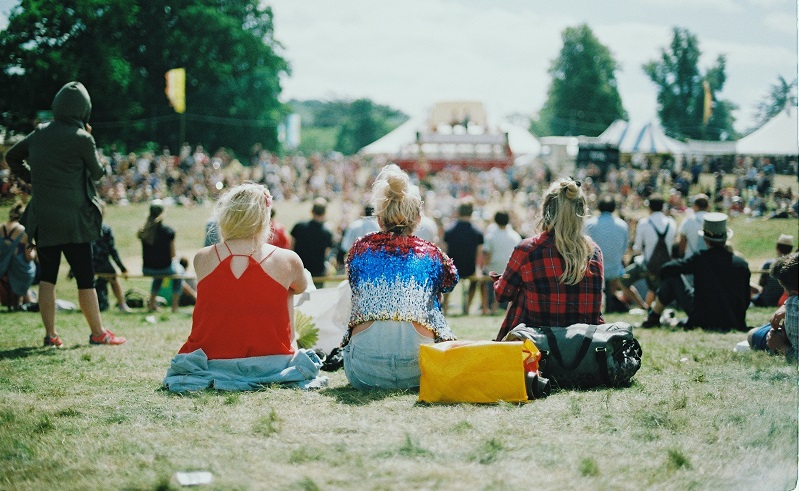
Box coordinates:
[747,252,798,361]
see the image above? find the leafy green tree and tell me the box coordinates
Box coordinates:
[290,98,407,155]
[536,24,626,137]
[643,27,736,140]
[335,99,387,155]
[0,0,289,156]
[753,75,797,128]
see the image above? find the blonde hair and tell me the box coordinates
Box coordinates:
[538,177,592,285]
[372,164,421,235]
[214,183,272,241]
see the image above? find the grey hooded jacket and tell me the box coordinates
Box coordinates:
[6,81,105,247]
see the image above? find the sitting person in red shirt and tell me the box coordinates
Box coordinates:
[163,183,325,392]
[493,177,605,340]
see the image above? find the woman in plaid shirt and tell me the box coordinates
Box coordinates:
[493,177,604,340]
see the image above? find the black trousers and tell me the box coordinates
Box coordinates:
[37,243,95,289]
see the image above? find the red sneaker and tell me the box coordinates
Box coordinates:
[43,335,63,348]
[89,329,127,345]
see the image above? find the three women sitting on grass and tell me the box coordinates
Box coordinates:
[163,183,325,392]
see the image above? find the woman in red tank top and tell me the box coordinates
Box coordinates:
[177,183,309,360]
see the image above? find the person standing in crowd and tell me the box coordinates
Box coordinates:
[482,210,521,315]
[5,81,125,346]
[676,193,709,259]
[641,213,750,331]
[138,200,183,312]
[751,234,794,307]
[493,177,604,340]
[164,183,323,391]
[0,203,37,309]
[291,197,333,288]
[339,204,380,259]
[443,198,484,315]
[620,194,677,307]
[343,164,458,390]
[204,218,220,247]
[414,212,440,245]
[584,195,638,312]
[267,208,292,249]
[91,202,132,312]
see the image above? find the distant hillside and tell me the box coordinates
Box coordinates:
[288,99,408,155]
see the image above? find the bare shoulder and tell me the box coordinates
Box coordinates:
[193,245,219,279]
[271,247,304,270]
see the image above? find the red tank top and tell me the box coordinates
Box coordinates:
[178,244,294,359]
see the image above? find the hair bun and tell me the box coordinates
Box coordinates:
[385,172,408,200]
[561,180,580,200]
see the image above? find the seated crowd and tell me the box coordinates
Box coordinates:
[1,160,797,391]
[3,81,793,391]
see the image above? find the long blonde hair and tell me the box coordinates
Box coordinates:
[214,182,272,242]
[371,164,421,235]
[538,177,592,285]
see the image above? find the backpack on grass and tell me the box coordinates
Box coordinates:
[503,322,642,390]
[645,222,671,276]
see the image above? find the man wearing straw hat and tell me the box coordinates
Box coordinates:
[641,213,750,331]
[751,234,795,307]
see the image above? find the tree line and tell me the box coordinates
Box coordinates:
[533,24,796,141]
[0,0,287,157]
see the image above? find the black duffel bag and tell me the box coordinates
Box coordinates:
[503,322,642,390]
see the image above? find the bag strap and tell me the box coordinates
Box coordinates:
[593,346,612,387]
[541,324,597,371]
[651,222,669,239]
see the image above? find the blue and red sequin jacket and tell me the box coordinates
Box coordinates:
[343,232,458,346]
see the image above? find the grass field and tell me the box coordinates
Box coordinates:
[1,175,798,490]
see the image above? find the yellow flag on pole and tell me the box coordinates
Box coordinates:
[165,68,186,114]
[702,80,712,124]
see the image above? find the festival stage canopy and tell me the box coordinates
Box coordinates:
[360,101,541,168]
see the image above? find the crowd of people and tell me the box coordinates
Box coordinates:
[1,81,797,392]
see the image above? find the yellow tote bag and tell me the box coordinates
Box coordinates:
[418,340,538,404]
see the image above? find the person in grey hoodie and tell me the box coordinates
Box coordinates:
[6,81,126,347]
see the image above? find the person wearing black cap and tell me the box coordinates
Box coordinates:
[641,213,751,331]
[751,234,795,307]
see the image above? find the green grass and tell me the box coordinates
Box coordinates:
[0,176,797,489]
[0,305,796,490]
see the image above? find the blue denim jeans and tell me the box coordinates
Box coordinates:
[343,320,434,390]
[143,260,184,295]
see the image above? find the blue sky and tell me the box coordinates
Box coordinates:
[1,0,796,133]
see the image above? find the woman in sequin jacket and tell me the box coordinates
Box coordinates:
[342,164,459,390]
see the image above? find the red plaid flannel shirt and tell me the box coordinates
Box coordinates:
[494,231,604,340]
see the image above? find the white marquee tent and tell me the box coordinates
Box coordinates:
[735,105,798,156]
[597,120,687,154]
[359,116,426,156]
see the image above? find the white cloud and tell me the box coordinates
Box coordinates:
[745,0,791,7]
[639,0,743,13]
[762,12,797,36]
[271,0,795,132]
